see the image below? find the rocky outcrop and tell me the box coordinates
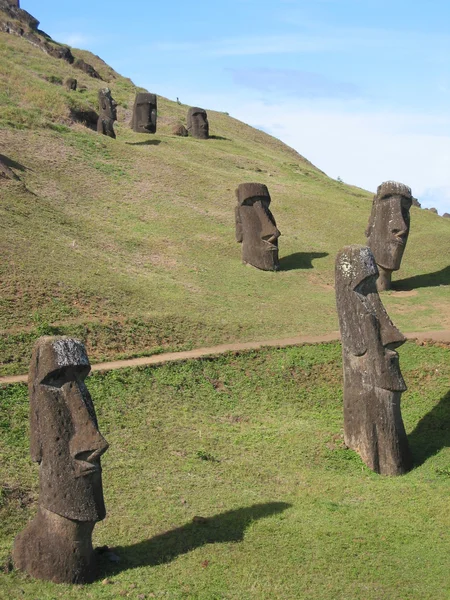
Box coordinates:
[73,58,102,80]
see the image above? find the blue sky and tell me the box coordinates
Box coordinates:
[23,0,450,213]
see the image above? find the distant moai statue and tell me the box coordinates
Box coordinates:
[97,88,117,139]
[365,181,412,291]
[187,107,209,139]
[65,78,77,91]
[235,183,280,271]
[13,337,109,583]
[131,92,157,133]
[335,245,412,476]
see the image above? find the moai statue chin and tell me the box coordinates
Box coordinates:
[131,92,157,134]
[187,107,209,139]
[235,183,281,271]
[13,337,109,584]
[335,245,412,476]
[366,181,412,291]
[97,88,117,139]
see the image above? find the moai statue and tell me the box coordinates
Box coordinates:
[97,88,117,139]
[335,245,412,476]
[65,78,77,91]
[187,107,209,139]
[365,181,412,291]
[131,92,157,133]
[13,337,109,583]
[235,183,281,271]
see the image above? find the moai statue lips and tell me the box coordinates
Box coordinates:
[132,92,157,134]
[235,183,280,271]
[335,246,412,475]
[187,107,209,139]
[366,181,412,272]
[29,336,108,521]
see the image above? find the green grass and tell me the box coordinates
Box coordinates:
[0,341,449,599]
[1,30,450,374]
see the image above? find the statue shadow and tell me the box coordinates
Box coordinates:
[408,390,450,468]
[393,266,450,290]
[279,252,329,272]
[126,140,162,146]
[0,154,27,172]
[97,501,291,577]
[209,135,230,141]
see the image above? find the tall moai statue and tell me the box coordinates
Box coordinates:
[335,245,412,476]
[235,183,281,271]
[97,88,117,139]
[187,107,209,139]
[13,337,109,583]
[131,92,157,133]
[365,181,412,291]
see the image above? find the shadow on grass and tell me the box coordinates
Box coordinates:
[408,389,450,467]
[393,266,450,290]
[126,140,162,146]
[279,252,328,271]
[209,135,230,141]
[0,154,27,171]
[98,501,291,576]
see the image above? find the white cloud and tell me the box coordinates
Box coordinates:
[55,32,91,48]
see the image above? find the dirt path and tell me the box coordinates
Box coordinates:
[1,330,449,386]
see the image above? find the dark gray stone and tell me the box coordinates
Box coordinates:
[235,183,280,271]
[366,181,412,291]
[443,213,450,218]
[65,78,77,91]
[13,337,109,583]
[172,123,188,137]
[74,58,101,80]
[335,245,412,476]
[97,88,117,139]
[131,93,157,133]
[187,107,209,139]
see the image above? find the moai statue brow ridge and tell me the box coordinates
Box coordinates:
[335,245,412,475]
[13,337,109,583]
[235,182,280,271]
[365,181,412,291]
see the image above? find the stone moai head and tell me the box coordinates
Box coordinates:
[97,88,117,138]
[366,181,412,289]
[235,183,280,271]
[335,245,411,475]
[29,336,108,521]
[132,92,157,134]
[65,78,77,91]
[187,107,209,139]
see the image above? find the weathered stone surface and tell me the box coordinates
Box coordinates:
[235,183,280,271]
[429,207,438,214]
[443,213,450,218]
[366,181,412,291]
[187,107,209,139]
[13,337,108,584]
[131,92,157,133]
[335,245,412,476]
[97,88,117,139]
[171,123,188,137]
[65,77,77,91]
[74,58,102,80]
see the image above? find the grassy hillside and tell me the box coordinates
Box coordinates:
[1,28,449,375]
[1,341,449,599]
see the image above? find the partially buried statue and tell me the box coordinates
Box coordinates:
[365,181,412,291]
[235,183,280,271]
[131,92,157,134]
[335,245,412,476]
[97,87,117,139]
[13,337,109,583]
[187,107,209,139]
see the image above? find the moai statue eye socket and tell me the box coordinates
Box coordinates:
[335,245,412,476]
[235,183,281,271]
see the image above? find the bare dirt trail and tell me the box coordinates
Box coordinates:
[1,330,449,386]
